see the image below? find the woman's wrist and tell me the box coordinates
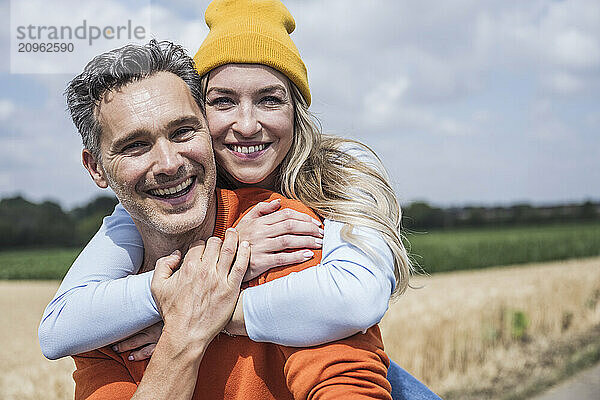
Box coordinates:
[224,291,248,336]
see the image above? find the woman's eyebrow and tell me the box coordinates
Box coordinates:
[256,85,286,95]
[206,85,287,96]
[206,87,235,96]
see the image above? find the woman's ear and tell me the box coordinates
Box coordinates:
[82,149,108,188]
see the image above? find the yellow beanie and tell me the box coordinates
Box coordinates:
[193,0,311,105]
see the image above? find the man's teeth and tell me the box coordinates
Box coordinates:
[149,177,193,197]
[231,144,267,154]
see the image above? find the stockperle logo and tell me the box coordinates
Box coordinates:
[10,0,151,74]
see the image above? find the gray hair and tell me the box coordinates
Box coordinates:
[65,39,203,161]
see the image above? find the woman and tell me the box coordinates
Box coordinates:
[39,0,439,398]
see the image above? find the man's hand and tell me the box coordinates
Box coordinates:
[115,229,252,361]
[130,229,250,400]
[150,228,250,351]
[236,199,323,281]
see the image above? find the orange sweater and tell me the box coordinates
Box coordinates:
[73,188,391,400]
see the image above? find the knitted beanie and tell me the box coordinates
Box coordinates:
[193,0,311,105]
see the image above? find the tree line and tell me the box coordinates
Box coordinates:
[0,195,598,249]
[402,200,599,230]
[0,195,118,249]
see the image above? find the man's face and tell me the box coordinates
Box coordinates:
[86,71,216,235]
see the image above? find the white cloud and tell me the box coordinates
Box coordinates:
[541,72,586,95]
[585,112,600,128]
[532,118,574,141]
[148,5,208,54]
[0,99,15,121]
[361,77,409,125]
[0,173,9,189]
[553,29,600,69]
[485,0,600,96]
[360,98,474,138]
[530,98,576,141]
[472,110,492,124]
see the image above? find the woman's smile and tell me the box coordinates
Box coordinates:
[226,142,272,159]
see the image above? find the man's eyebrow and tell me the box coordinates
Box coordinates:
[165,115,205,131]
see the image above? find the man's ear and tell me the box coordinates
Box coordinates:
[82,149,108,188]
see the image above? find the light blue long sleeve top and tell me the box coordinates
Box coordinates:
[39,208,395,359]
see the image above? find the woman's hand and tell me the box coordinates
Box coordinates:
[236,199,324,281]
[112,322,163,361]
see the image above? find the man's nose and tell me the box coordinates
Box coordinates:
[232,103,261,138]
[152,139,184,176]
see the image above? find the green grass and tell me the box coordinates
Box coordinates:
[1,223,600,279]
[405,222,600,274]
[0,248,80,280]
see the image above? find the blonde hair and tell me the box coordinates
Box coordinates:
[201,73,413,296]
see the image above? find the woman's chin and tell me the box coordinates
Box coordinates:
[232,172,276,189]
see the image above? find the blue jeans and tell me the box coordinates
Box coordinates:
[387,361,442,400]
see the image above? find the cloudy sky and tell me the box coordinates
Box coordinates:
[1,0,598,209]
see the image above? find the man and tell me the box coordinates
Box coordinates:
[68,40,391,399]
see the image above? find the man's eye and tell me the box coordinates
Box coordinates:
[121,142,147,153]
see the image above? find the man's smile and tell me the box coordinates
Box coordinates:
[146,176,196,199]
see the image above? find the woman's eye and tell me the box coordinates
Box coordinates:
[172,127,195,140]
[261,96,283,106]
[208,97,234,108]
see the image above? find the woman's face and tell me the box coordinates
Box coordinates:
[205,64,294,189]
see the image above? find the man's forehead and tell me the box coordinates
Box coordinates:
[97,72,203,138]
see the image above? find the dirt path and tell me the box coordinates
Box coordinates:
[530,363,600,400]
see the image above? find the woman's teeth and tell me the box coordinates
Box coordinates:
[231,144,267,154]
[149,177,194,197]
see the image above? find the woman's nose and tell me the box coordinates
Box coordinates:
[232,103,261,137]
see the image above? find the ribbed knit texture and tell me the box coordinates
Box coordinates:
[212,188,230,239]
[193,0,311,105]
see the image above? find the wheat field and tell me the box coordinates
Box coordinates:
[1,257,599,399]
[381,257,600,398]
[0,281,75,399]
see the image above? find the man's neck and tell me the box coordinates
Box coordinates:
[135,192,218,273]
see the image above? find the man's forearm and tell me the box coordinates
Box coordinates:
[131,330,207,400]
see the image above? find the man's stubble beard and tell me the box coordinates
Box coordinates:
[103,166,215,237]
